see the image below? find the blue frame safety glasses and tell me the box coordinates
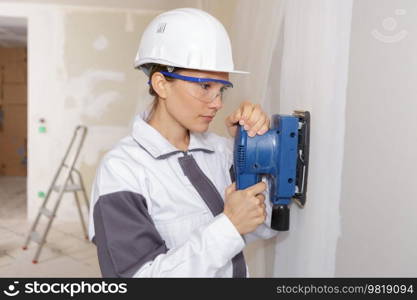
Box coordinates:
[160,71,233,103]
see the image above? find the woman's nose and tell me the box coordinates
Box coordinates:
[208,95,223,109]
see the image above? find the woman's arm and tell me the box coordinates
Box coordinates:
[91,157,245,277]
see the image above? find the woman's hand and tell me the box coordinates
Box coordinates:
[225,101,270,137]
[223,182,267,235]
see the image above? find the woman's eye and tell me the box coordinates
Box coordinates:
[220,86,229,94]
[199,83,211,90]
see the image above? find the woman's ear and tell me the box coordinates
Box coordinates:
[151,72,169,99]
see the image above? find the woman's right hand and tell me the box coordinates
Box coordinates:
[223,181,267,235]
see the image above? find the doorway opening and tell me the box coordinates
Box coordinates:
[0,16,27,220]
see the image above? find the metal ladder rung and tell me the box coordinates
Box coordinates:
[53,184,82,192]
[40,208,54,218]
[29,232,43,244]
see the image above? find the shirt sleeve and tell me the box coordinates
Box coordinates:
[91,156,245,278]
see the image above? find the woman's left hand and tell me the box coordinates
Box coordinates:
[225,101,270,137]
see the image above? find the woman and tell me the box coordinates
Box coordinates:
[88,8,277,278]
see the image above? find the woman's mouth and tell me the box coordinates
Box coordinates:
[201,115,214,122]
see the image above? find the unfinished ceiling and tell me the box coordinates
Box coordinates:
[0,0,202,47]
[0,0,200,10]
[0,16,27,47]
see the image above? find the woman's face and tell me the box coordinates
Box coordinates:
[164,69,229,133]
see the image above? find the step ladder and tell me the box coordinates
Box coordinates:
[22,125,89,263]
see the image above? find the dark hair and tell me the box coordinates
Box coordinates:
[144,64,184,121]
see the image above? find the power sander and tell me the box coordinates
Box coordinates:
[233,111,310,231]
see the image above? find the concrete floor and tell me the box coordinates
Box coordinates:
[0,176,101,277]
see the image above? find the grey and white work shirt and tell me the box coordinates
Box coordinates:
[88,112,278,277]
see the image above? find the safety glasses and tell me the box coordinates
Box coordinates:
[160,71,233,103]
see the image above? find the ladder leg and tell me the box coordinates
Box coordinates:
[23,163,66,249]
[70,173,89,239]
[76,170,90,213]
[32,228,48,264]
[32,200,59,263]
[23,209,43,249]
[32,177,69,263]
[23,193,53,249]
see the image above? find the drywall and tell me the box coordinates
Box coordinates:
[273,0,353,276]
[336,0,417,276]
[224,0,353,277]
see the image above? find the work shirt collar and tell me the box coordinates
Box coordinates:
[131,111,215,159]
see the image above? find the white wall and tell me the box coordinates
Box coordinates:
[234,0,417,277]
[269,0,417,277]
[336,0,417,276]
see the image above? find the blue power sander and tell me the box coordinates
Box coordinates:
[233,111,310,231]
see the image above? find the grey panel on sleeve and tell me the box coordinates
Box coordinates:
[93,191,168,277]
[178,154,247,278]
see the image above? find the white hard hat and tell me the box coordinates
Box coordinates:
[134,8,248,75]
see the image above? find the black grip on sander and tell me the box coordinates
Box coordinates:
[271,205,290,231]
